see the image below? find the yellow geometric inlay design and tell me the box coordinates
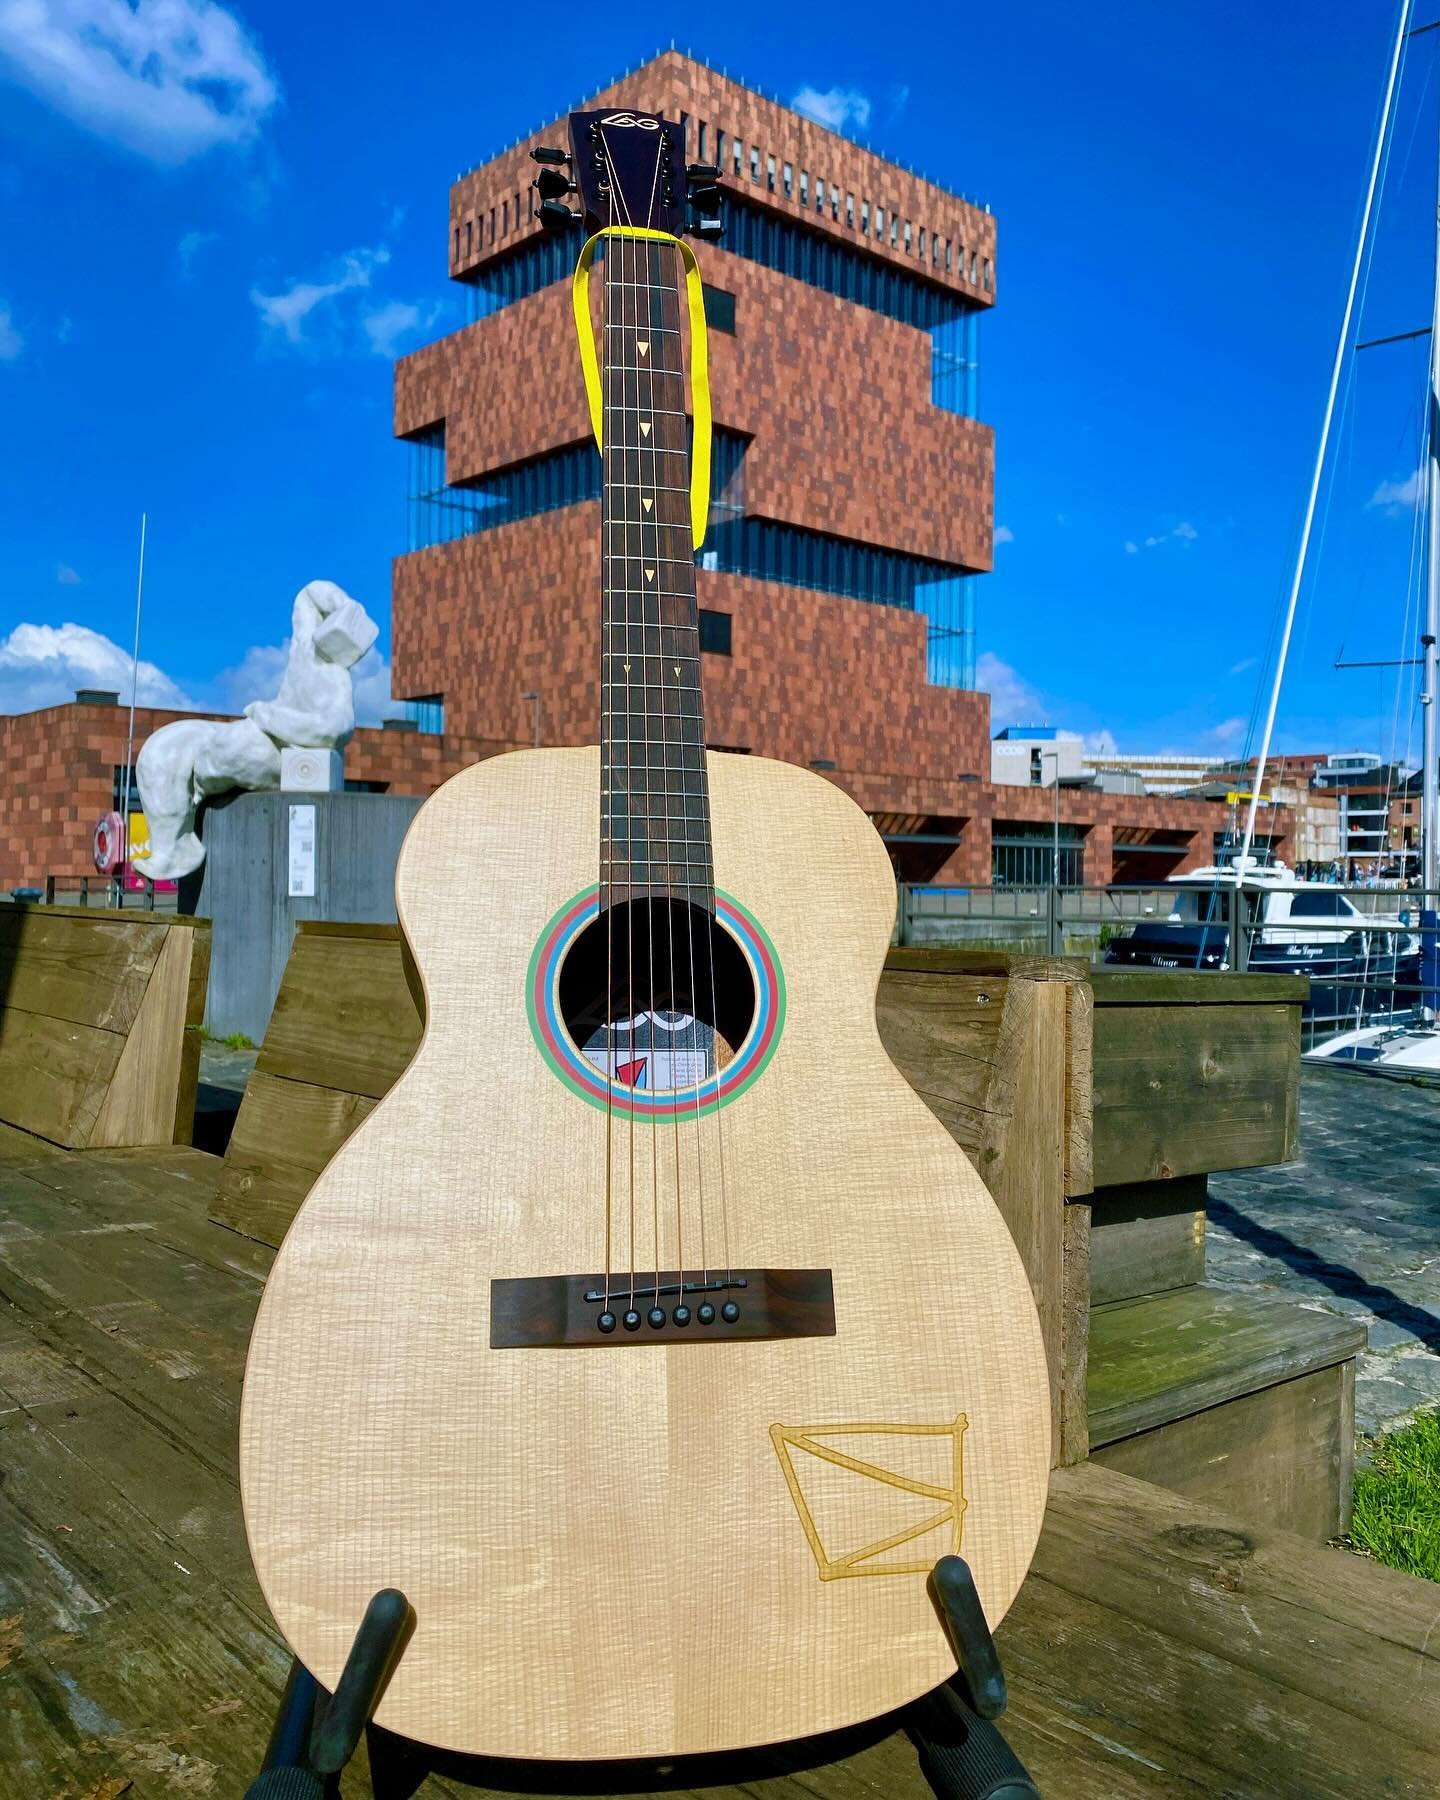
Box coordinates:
[769,1415,969,1581]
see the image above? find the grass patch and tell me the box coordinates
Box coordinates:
[197,1029,255,1050]
[1350,1411,1440,1582]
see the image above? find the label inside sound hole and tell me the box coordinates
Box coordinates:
[582,1009,713,1094]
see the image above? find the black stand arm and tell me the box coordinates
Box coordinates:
[244,1588,415,1800]
[903,1555,1042,1800]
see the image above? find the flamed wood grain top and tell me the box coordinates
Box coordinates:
[239,747,1052,1760]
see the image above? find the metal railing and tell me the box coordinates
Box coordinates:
[895,881,1439,1051]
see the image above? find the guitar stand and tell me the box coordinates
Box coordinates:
[243,1557,1039,1800]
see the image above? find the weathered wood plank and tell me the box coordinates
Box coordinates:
[1091,970,1310,1005]
[874,969,1007,1154]
[0,1006,124,1147]
[1063,976,1094,1197]
[1088,1285,1366,1447]
[0,905,161,1032]
[1058,1200,1090,1466]
[1092,1001,1300,1184]
[90,927,197,1148]
[1034,1461,1439,1738]
[1090,1173,1207,1306]
[212,1071,376,1245]
[1093,1365,1355,1539]
[256,927,422,1099]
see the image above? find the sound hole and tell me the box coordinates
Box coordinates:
[557,898,757,1093]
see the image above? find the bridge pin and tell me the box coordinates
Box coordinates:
[721,1302,740,1323]
[697,1303,716,1325]
[673,1305,691,1326]
[623,1310,642,1331]
[647,1306,667,1329]
[598,1311,617,1333]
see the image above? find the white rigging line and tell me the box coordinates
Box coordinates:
[1239,0,1413,874]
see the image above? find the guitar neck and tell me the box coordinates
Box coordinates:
[600,235,714,913]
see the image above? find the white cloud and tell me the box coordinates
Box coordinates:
[55,312,70,342]
[992,523,1014,547]
[362,297,441,359]
[1200,716,1247,753]
[1132,520,1199,551]
[790,84,872,133]
[0,620,193,714]
[251,246,390,348]
[177,227,218,275]
[1064,726,1119,756]
[0,300,21,360]
[1229,655,1257,676]
[0,0,278,163]
[1369,469,1422,514]
[976,650,1045,730]
[56,562,80,584]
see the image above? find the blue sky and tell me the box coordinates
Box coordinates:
[1,0,1436,760]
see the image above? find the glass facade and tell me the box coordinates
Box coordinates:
[402,695,444,734]
[461,197,980,417]
[407,425,976,687]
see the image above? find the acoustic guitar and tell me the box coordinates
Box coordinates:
[240,106,1050,1762]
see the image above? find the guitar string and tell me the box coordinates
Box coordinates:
[599,137,636,1315]
[604,128,646,1312]
[600,154,616,1315]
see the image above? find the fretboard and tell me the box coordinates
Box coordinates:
[600,237,714,913]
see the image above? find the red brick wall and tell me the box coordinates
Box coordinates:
[396,260,993,570]
[0,698,1286,890]
[450,52,996,306]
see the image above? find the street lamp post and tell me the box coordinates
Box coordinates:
[1039,749,1063,955]
[521,691,541,749]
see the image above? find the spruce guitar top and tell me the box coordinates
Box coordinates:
[239,106,1050,1761]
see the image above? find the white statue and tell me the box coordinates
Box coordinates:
[136,580,380,880]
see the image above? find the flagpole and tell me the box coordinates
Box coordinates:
[118,512,147,902]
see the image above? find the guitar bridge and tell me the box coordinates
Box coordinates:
[490,1269,834,1347]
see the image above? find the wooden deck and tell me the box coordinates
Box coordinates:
[3,1142,1438,1799]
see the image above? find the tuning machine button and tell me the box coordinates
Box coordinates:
[534,166,577,201]
[686,161,722,183]
[539,199,580,231]
[530,145,571,166]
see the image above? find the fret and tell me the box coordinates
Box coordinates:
[605,322,682,334]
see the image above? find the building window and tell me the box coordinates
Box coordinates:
[983,257,993,290]
[715,127,725,164]
[970,249,978,282]
[944,238,952,272]
[904,220,913,253]
[698,120,708,159]
[403,696,445,735]
[766,153,776,191]
[992,824,1084,887]
[782,161,793,198]
[815,175,826,214]
[845,193,855,228]
[830,183,840,219]
[703,284,736,334]
[699,608,732,655]
[890,215,899,246]
[860,199,870,235]
[679,112,690,154]
[750,144,761,182]
[733,137,743,177]
[344,779,391,793]
[918,227,927,261]
[799,169,809,205]
[407,427,975,687]
[460,196,985,354]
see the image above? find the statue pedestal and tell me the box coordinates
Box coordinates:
[186,789,423,1042]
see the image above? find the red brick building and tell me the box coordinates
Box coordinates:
[0,53,1279,889]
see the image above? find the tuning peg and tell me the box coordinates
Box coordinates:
[534,166,576,201]
[539,198,580,231]
[687,161,722,184]
[689,212,724,241]
[531,145,571,166]
[690,182,722,218]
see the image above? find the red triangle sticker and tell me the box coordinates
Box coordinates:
[615,1056,647,1088]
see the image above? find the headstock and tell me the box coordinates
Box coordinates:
[530,108,724,241]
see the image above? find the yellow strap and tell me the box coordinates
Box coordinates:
[571,225,711,551]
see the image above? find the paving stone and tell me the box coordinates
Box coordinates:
[1208,1065,1440,1440]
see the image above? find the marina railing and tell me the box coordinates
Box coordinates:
[895,881,1440,1052]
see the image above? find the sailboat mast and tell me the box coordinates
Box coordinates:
[1424,152,1440,898]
